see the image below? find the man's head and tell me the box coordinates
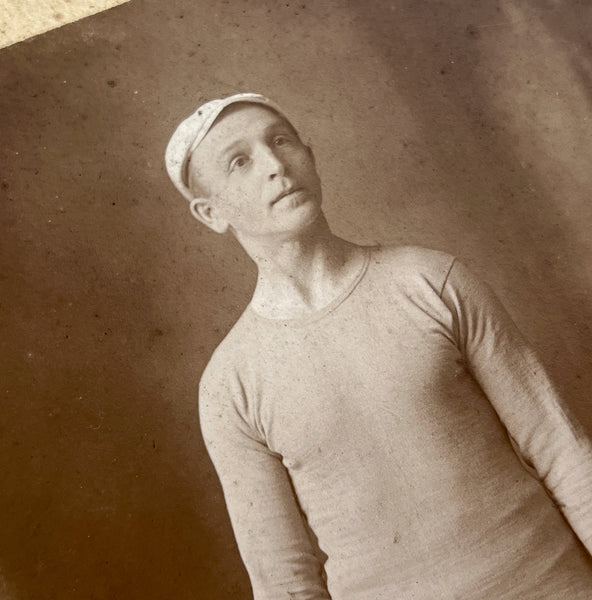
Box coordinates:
[165,93,323,244]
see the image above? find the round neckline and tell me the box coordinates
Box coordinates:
[246,245,373,328]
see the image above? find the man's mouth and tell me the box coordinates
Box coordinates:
[271,187,303,205]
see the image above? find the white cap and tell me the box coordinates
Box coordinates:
[165,93,285,201]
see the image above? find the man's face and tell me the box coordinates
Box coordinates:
[187,104,323,241]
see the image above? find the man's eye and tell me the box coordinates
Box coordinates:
[230,155,249,171]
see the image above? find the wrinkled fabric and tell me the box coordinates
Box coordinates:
[199,245,592,599]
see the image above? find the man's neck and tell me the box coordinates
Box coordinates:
[243,215,367,319]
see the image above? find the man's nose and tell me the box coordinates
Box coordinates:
[259,145,286,179]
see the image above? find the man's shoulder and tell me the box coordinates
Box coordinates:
[199,309,256,389]
[370,244,456,293]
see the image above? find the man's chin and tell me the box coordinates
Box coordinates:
[235,204,325,248]
[278,205,326,239]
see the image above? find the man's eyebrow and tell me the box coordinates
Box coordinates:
[218,118,300,158]
[265,118,299,136]
[219,139,247,159]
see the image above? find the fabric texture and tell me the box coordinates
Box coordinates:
[199,245,592,599]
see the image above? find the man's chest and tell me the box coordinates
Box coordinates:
[244,308,489,473]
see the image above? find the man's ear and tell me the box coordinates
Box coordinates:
[189,198,229,234]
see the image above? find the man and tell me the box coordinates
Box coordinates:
[165,93,592,599]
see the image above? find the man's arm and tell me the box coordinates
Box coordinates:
[441,258,592,554]
[199,368,331,600]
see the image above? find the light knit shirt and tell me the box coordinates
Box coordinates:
[199,246,592,599]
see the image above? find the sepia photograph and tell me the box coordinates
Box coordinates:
[1,1,591,598]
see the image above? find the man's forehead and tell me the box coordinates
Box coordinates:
[188,103,297,172]
[205,102,295,143]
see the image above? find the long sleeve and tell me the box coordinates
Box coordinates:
[199,364,331,600]
[441,258,592,554]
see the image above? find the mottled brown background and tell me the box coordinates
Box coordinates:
[1,0,591,598]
